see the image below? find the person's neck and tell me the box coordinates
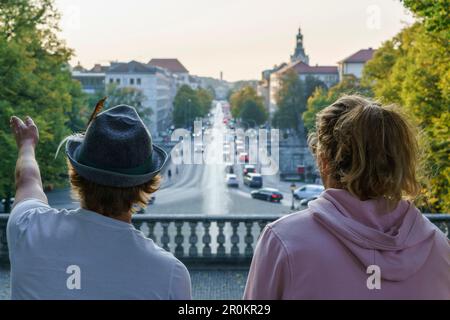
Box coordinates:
[83,205,132,224]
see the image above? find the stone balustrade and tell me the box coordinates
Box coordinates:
[0,213,448,264]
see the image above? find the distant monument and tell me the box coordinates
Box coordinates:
[290,26,310,64]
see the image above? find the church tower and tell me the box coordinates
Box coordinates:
[291,27,309,64]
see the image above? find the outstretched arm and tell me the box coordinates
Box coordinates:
[10,116,48,206]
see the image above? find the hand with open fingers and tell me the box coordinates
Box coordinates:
[10,116,39,149]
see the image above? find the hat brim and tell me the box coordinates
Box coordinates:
[66,137,169,188]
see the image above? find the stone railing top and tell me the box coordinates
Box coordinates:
[0,213,449,221]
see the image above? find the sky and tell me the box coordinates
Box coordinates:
[55,0,415,81]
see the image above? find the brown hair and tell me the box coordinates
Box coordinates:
[68,161,161,216]
[308,95,421,207]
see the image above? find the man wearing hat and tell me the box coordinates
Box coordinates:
[7,105,191,300]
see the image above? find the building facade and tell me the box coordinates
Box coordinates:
[106,60,174,137]
[338,48,375,80]
[71,63,107,94]
[148,58,192,89]
[263,27,339,116]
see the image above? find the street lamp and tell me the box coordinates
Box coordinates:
[290,183,297,210]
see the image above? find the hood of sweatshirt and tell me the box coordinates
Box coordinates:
[309,189,437,281]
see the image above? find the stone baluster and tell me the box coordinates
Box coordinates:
[189,221,198,257]
[133,221,143,233]
[217,221,226,257]
[230,221,240,257]
[174,221,184,257]
[244,221,254,257]
[202,220,212,257]
[161,221,170,252]
[147,221,156,241]
[258,220,267,236]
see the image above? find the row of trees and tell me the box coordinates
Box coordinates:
[361,0,449,212]
[302,75,372,132]
[229,86,267,127]
[87,84,152,125]
[273,72,326,131]
[172,85,214,128]
[298,0,449,212]
[0,0,87,211]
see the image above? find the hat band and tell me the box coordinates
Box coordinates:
[74,147,154,176]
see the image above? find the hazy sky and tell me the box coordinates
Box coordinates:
[56,0,415,81]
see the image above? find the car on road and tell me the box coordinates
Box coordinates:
[239,152,249,163]
[236,144,245,154]
[293,184,324,200]
[251,188,283,203]
[243,164,256,176]
[225,174,239,188]
[194,143,204,153]
[299,196,318,207]
[244,173,263,188]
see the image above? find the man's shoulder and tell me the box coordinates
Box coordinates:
[8,198,66,227]
[134,232,185,267]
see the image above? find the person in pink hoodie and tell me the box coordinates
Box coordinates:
[244,95,450,300]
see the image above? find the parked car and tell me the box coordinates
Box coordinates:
[299,196,318,207]
[236,145,245,154]
[239,152,249,163]
[251,188,283,203]
[244,173,263,188]
[225,174,239,188]
[293,184,324,200]
[194,143,204,153]
[243,164,256,176]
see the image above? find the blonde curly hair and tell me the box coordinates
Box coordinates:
[308,95,421,208]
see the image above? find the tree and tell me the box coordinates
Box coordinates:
[104,84,151,123]
[172,85,202,128]
[196,87,213,116]
[362,18,449,212]
[303,75,372,132]
[272,71,326,131]
[401,0,449,34]
[0,0,86,211]
[229,86,267,127]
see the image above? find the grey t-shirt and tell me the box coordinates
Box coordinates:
[7,199,191,300]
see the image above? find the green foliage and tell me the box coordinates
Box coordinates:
[104,84,151,123]
[0,0,86,202]
[303,75,372,132]
[402,0,450,34]
[229,86,267,126]
[196,87,214,116]
[172,85,202,128]
[362,21,449,212]
[272,71,326,130]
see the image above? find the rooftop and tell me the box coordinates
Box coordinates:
[148,58,189,73]
[340,48,376,63]
[107,60,159,74]
[278,61,338,75]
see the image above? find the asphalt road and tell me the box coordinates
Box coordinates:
[46,101,306,216]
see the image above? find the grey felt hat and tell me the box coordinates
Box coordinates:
[66,105,168,187]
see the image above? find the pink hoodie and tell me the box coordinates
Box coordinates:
[244,189,450,299]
